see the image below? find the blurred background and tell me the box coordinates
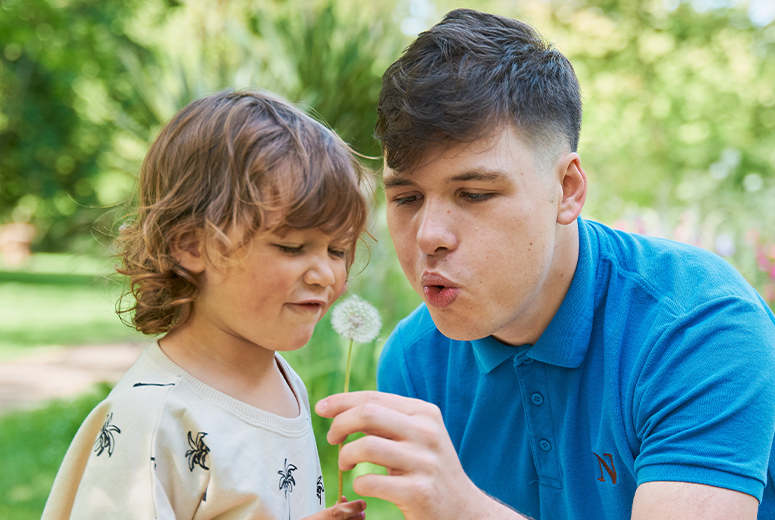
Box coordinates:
[1,0,774,517]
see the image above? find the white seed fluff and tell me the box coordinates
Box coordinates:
[330,295,381,343]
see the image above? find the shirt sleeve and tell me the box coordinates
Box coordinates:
[42,384,205,519]
[42,400,172,519]
[632,296,775,501]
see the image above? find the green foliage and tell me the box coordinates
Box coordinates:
[110,0,404,165]
[249,0,401,156]
[0,0,151,251]
[0,384,112,519]
[1,0,404,252]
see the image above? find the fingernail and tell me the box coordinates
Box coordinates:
[316,398,328,413]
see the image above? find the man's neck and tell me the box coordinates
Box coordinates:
[492,221,580,346]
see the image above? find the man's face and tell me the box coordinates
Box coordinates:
[384,126,575,345]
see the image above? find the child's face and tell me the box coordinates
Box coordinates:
[192,227,349,353]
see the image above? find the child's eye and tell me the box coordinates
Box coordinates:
[329,247,348,259]
[277,244,303,255]
[460,192,495,203]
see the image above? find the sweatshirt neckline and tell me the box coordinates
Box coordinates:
[146,341,310,434]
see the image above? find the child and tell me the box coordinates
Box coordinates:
[42,90,369,520]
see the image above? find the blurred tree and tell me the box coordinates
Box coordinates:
[114,0,402,162]
[1,0,405,252]
[0,0,157,252]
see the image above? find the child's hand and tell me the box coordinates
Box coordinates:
[302,496,366,520]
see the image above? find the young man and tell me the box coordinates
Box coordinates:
[316,9,775,519]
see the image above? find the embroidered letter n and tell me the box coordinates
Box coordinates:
[593,452,617,485]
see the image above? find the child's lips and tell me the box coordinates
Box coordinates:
[287,299,327,312]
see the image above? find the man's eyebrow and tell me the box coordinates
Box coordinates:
[447,169,509,183]
[383,168,509,188]
[383,174,415,189]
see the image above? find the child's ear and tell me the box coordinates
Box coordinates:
[172,232,206,274]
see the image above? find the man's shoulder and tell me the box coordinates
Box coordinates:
[585,219,763,311]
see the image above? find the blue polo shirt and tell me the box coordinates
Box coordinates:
[378,217,775,519]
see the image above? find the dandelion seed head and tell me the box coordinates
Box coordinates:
[331,295,381,343]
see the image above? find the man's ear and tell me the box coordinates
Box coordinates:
[172,232,206,274]
[556,152,587,226]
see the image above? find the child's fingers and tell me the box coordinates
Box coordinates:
[300,498,367,520]
[331,497,367,519]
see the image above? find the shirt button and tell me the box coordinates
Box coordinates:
[539,439,552,451]
[531,392,544,406]
[522,357,534,365]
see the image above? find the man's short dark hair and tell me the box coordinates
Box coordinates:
[375,8,582,172]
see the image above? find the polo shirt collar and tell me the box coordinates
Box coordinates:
[472,335,527,374]
[471,217,597,373]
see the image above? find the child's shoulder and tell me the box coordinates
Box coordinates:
[92,343,184,434]
[107,342,181,403]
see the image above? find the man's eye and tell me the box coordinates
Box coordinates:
[277,244,303,254]
[393,194,420,206]
[461,192,495,203]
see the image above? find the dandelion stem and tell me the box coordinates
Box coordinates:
[343,338,354,394]
[337,338,354,504]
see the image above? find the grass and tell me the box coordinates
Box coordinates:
[0,253,142,518]
[0,384,112,519]
[0,253,143,359]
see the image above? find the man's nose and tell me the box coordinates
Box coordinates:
[416,201,457,256]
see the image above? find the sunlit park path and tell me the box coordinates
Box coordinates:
[0,252,152,416]
[0,342,143,415]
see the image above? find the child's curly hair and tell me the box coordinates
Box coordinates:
[115,90,370,336]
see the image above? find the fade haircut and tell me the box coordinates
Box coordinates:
[375,8,582,172]
[116,90,369,335]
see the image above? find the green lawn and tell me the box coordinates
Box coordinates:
[0,254,140,519]
[0,385,112,519]
[0,253,143,359]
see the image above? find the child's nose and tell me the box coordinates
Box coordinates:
[303,256,337,287]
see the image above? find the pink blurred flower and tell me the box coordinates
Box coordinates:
[764,283,775,303]
[757,250,771,271]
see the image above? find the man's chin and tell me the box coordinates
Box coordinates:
[428,311,491,342]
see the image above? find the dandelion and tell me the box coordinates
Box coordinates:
[331,295,381,344]
[330,295,381,503]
